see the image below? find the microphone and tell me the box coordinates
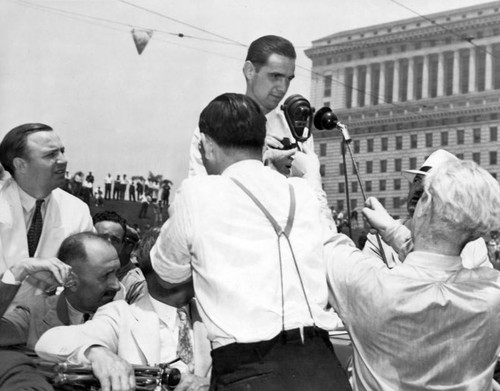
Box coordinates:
[281,94,315,142]
[313,107,351,143]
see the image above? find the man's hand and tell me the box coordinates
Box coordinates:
[9,257,71,287]
[362,197,396,233]
[85,346,135,391]
[175,373,209,391]
[294,142,320,179]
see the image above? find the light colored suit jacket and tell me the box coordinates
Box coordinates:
[35,294,212,378]
[0,178,93,304]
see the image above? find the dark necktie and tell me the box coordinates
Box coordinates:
[83,313,91,323]
[176,307,194,372]
[27,199,44,257]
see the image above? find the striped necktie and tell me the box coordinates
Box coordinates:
[27,199,44,257]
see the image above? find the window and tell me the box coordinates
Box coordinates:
[366,161,373,174]
[441,131,449,146]
[367,139,374,152]
[324,75,332,97]
[339,163,345,175]
[380,160,387,173]
[320,164,326,177]
[338,183,345,193]
[456,153,464,160]
[409,157,417,170]
[379,198,386,207]
[337,200,344,211]
[410,134,418,149]
[473,128,481,143]
[490,151,498,165]
[381,137,388,151]
[473,152,481,164]
[352,182,358,193]
[379,180,386,191]
[351,199,358,210]
[354,140,360,153]
[320,143,327,157]
[395,158,402,172]
[491,126,498,142]
[394,178,401,190]
[395,136,403,150]
[425,133,433,147]
[393,197,401,209]
[352,162,359,174]
[365,181,372,192]
[457,129,465,144]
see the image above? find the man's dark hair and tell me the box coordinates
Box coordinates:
[136,227,161,278]
[93,210,127,242]
[0,123,53,176]
[199,93,267,152]
[245,35,296,71]
[57,232,109,267]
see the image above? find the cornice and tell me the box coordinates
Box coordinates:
[305,14,500,58]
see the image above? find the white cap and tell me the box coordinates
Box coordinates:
[404,149,459,177]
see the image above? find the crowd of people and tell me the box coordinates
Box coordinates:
[1,34,500,391]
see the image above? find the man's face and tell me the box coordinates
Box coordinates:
[21,131,67,192]
[72,241,121,313]
[246,54,295,114]
[407,174,425,217]
[94,221,126,266]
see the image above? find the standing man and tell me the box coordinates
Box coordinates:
[152,94,350,391]
[327,160,500,389]
[104,173,112,200]
[188,35,332,227]
[0,123,93,306]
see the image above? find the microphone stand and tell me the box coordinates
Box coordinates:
[341,140,353,239]
[336,123,388,266]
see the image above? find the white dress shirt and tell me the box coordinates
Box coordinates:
[18,185,49,229]
[152,160,340,348]
[327,241,500,391]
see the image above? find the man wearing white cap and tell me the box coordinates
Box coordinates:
[363,149,491,268]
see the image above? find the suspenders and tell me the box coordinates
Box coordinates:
[230,178,316,331]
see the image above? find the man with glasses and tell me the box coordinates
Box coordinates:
[93,210,145,303]
[363,149,491,268]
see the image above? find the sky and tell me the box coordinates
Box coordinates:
[0,0,487,193]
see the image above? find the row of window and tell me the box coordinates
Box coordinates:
[338,178,403,194]
[330,151,498,177]
[318,126,498,156]
[336,196,403,213]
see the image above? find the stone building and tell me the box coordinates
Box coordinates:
[305,1,500,218]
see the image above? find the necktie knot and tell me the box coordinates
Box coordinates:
[27,199,45,257]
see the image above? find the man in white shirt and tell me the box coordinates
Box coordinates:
[152,93,351,390]
[0,123,94,307]
[327,159,500,390]
[36,228,212,391]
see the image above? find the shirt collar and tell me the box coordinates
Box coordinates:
[148,293,178,331]
[222,159,264,177]
[404,251,463,271]
[17,184,51,214]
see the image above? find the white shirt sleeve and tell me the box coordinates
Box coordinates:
[151,182,193,284]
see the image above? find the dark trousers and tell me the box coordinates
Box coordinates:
[104,183,111,199]
[210,327,352,391]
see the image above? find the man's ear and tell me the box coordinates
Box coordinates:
[243,61,256,81]
[67,274,80,293]
[200,133,215,160]
[12,157,27,174]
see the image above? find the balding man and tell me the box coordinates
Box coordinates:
[0,123,93,306]
[0,232,121,349]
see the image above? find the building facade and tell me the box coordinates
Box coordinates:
[305,1,500,218]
